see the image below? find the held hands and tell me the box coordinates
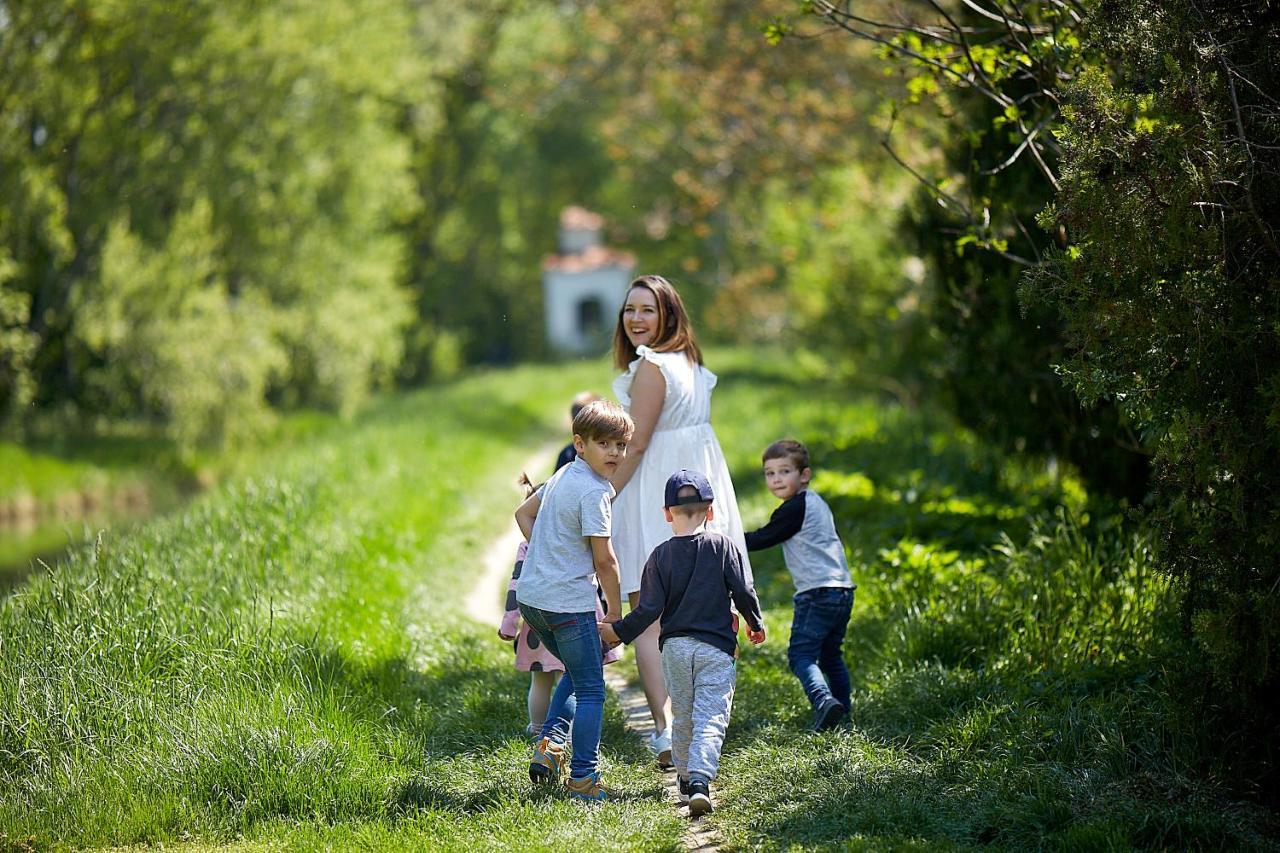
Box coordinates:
[747,626,766,645]
[598,621,621,648]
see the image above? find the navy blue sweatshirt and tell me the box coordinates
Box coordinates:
[612,530,764,657]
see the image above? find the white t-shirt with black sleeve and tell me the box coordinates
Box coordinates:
[516,457,615,614]
[744,488,854,594]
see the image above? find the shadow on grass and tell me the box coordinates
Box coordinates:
[179,627,663,829]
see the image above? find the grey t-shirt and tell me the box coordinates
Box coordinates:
[516,457,615,614]
[744,489,854,594]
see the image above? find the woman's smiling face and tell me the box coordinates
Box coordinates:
[622,286,660,348]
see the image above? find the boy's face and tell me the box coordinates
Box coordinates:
[574,433,628,479]
[763,457,810,500]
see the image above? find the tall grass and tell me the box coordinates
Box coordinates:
[0,362,683,848]
[2,349,1276,849]
[703,349,1277,850]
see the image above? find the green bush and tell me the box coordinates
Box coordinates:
[1025,0,1280,748]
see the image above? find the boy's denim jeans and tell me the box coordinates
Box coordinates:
[518,603,605,779]
[787,586,854,710]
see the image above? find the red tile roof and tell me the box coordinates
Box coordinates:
[543,245,636,273]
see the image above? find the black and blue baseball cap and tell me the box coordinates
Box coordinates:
[664,469,715,508]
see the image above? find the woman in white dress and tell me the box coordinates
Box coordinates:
[609,275,753,765]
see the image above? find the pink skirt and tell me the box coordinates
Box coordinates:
[502,542,622,672]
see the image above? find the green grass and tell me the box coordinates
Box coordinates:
[0,408,363,591]
[1,350,1277,850]
[703,350,1278,850]
[0,361,681,849]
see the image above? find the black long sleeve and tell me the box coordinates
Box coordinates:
[723,545,764,635]
[744,492,805,551]
[613,553,668,640]
[612,532,762,657]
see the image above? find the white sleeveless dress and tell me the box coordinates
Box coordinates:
[611,346,753,595]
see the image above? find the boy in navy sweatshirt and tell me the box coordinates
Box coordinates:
[745,439,855,731]
[600,469,765,817]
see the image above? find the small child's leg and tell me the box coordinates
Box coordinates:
[817,636,851,712]
[661,639,698,778]
[816,590,854,711]
[684,641,736,785]
[527,670,562,732]
[788,593,834,710]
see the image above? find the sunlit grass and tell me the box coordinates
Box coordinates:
[0,360,683,848]
[702,348,1276,850]
[1,350,1276,849]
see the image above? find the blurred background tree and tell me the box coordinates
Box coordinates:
[0,0,416,446]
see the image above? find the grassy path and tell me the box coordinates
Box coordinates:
[463,443,559,627]
[2,351,1277,849]
[0,362,683,850]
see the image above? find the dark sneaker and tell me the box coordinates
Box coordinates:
[813,698,847,731]
[529,736,566,784]
[677,775,691,805]
[566,771,615,802]
[688,779,713,816]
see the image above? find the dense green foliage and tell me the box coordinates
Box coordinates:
[0,1,416,446]
[1,1,904,448]
[785,0,1279,758]
[1026,0,1280,750]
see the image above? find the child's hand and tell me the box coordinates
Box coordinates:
[747,627,766,645]
[598,621,621,647]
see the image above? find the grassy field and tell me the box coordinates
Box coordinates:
[2,351,1277,850]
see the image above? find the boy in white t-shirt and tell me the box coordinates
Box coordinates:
[514,400,632,801]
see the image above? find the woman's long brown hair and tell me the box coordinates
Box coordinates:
[611,275,704,369]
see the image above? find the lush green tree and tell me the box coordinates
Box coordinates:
[767,1,1150,498]
[394,3,619,377]
[581,0,889,323]
[0,1,416,446]
[1025,0,1280,753]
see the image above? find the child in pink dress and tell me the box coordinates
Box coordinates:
[499,508,621,737]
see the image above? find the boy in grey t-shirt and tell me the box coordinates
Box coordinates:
[514,400,632,802]
[745,439,856,731]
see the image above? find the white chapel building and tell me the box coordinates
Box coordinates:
[542,207,635,355]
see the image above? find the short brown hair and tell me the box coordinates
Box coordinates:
[573,399,634,443]
[763,439,809,470]
[570,391,601,418]
[669,484,711,518]
[612,275,704,370]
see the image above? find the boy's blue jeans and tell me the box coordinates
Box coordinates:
[787,586,854,711]
[518,603,605,779]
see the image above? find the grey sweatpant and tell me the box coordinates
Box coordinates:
[661,636,737,784]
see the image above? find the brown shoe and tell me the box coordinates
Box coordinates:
[529,737,566,784]
[566,771,615,802]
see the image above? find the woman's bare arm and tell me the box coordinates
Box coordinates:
[611,360,665,494]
